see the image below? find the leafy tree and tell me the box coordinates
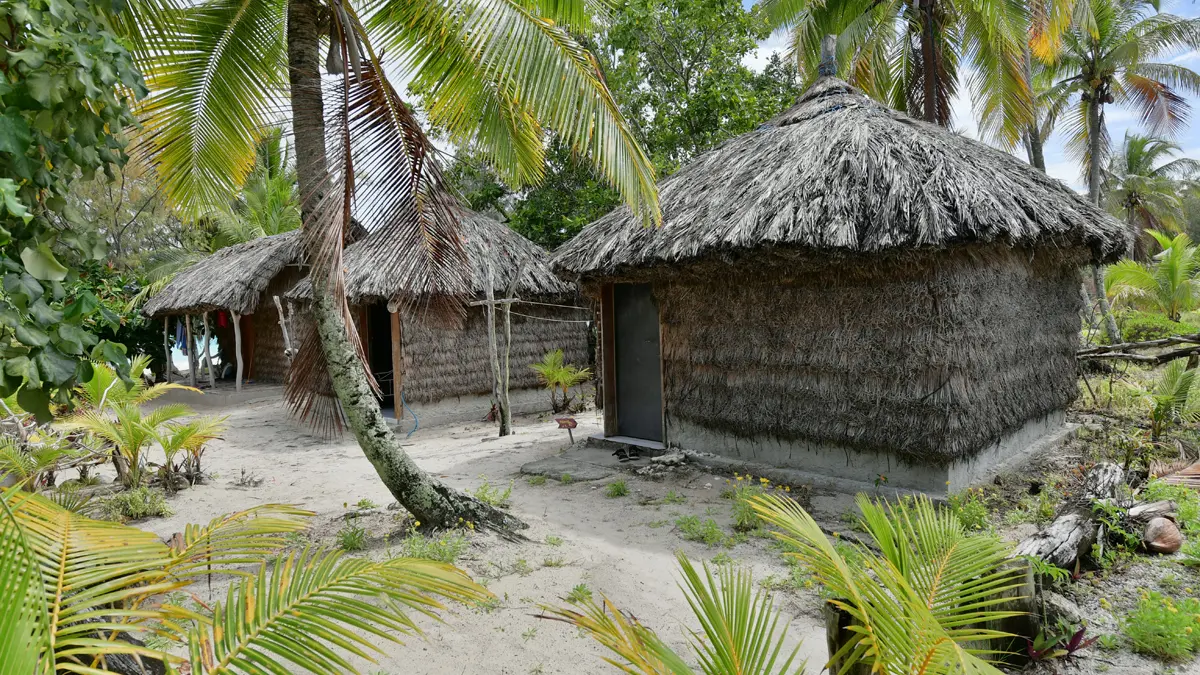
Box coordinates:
[1104,132,1200,257]
[1106,230,1200,321]
[132,0,658,531]
[0,0,148,421]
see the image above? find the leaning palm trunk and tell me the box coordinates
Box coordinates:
[286,0,523,531]
[1086,95,1122,343]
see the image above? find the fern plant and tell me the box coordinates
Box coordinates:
[550,494,1025,674]
[0,488,490,674]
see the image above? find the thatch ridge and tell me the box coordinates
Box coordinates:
[553,77,1130,277]
[142,231,302,317]
[291,209,572,303]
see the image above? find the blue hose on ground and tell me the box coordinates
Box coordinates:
[400,390,419,439]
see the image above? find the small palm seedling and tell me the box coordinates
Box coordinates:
[529,349,592,413]
[62,402,193,488]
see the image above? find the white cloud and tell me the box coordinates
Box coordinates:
[742,28,790,72]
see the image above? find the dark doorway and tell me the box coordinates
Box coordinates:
[365,303,395,408]
[613,283,662,441]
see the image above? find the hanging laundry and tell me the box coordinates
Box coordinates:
[174,319,186,351]
[216,311,229,329]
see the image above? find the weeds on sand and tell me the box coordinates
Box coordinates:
[545,534,564,546]
[662,490,686,504]
[1123,590,1200,661]
[676,515,729,547]
[527,475,547,486]
[566,583,592,604]
[473,477,513,508]
[605,480,629,498]
[394,524,469,564]
[100,487,172,522]
[337,520,367,552]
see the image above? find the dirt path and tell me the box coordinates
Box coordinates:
[141,398,830,674]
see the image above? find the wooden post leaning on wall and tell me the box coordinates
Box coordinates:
[185,315,197,388]
[232,312,244,392]
[163,317,172,383]
[390,309,403,416]
[202,312,216,389]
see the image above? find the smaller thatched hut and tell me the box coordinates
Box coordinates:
[553,63,1130,492]
[142,231,305,388]
[290,210,589,426]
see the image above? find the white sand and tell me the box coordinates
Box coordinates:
[139,397,830,674]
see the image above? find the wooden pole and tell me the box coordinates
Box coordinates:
[202,312,216,389]
[185,315,197,388]
[390,310,403,415]
[163,317,172,383]
[499,264,523,436]
[483,260,506,436]
[232,311,244,392]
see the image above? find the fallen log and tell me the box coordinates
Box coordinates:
[1077,346,1200,364]
[1014,463,1125,569]
[1077,332,1200,356]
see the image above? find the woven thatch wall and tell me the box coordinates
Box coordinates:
[400,302,589,403]
[211,267,301,384]
[619,244,1084,465]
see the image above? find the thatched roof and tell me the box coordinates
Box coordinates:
[142,231,302,318]
[290,209,572,303]
[553,77,1130,278]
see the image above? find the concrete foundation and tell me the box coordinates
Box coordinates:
[388,387,557,431]
[664,410,1071,495]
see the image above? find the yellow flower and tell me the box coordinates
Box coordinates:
[1187,627,1194,635]
[736,476,744,481]
[784,486,791,492]
[414,521,421,527]
[759,477,770,484]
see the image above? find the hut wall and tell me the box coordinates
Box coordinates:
[400,301,589,403]
[651,245,1084,488]
[244,267,303,384]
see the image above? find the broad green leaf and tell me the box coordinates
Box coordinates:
[13,324,50,348]
[4,356,41,389]
[16,386,50,423]
[35,347,77,386]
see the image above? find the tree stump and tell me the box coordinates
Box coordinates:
[1014,463,1125,569]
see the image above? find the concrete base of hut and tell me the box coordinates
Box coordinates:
[663,410,1073,495]
[385,387,558,431]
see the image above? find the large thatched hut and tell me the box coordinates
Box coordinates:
[142,231,305,387]
[291,209,589,426]
[553,73,1129,492]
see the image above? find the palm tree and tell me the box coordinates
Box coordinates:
[125,0,658,530]
[1038,0,1200,342]
[1106,230,1200,322]
[760,0,1031,146]
[1104,131,1200,257]
[548,494,1025,674]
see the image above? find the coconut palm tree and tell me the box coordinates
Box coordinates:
[759,0,1032,146]
[1104,132,1200,257]
[1106,230,1200,321]
[123,0,658,530]
[1037,0,1200,342]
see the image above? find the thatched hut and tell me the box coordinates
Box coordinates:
[553,72,1129,492]
[291,210,589,426]
[142,231,305,388]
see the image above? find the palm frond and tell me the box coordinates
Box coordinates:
[540,597,692,674]
[0,491,49,675]
[164,504,312,580]
[185,549,490,673]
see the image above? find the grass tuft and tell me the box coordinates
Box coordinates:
[605,480,629,498]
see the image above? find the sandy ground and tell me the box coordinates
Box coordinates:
[136,397,832,674]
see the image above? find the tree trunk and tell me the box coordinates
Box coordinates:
[920,0,939,124]
[1022,46,1045,172]
[1087,95,1121,343]
[286,0,525,532]
[484,260,508,436]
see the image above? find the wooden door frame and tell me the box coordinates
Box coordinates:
[390,310,404,408]
[600,282,667,443]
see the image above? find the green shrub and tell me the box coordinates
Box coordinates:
[100,488,172,521]
[396,527,468,563]
[1141,479,1199,532]
[604,480,629,498]
[662,490,686,504]
[1119,311,1199,343]
[337,520,367,552]
[947,488,990,531]
[1122,590,1200,661]
[472,477,513,508]
[676,515,726,547]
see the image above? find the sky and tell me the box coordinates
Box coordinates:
[740,0,1200,191]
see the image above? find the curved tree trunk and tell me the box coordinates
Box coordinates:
[1086,94,1121,344]
[286,0,525,532]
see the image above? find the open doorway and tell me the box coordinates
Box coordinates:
[365,302,395,409]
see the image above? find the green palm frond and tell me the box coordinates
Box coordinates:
[137,0,289,217]
[185,549,490,673]
[541,596,690,674]
[164,504,312,580]
[0,491,49,675]
[367,0,659,224]
[677,553,805,675]
[5,488,186,673]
